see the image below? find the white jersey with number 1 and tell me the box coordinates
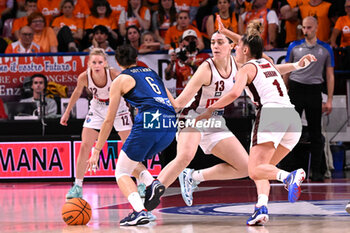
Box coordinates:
[244,58,293,108]
[244,58,301,150]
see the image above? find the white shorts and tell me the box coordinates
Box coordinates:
[177,115,234,154]
[251,106,302,150]
[83,101,132,132]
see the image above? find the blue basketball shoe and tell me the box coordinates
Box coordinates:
[65,184,82,200]
[144,179,165,211]
[283,169,306,203]
[120,209,149,226]
[246,205,269,226]
[178,168,200,206]
[137,183,157,221]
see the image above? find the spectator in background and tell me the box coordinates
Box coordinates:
[174,0,199,23]
[13,0,27,18]
[12,0,37,41]
[206,0,238,39]
[84,25,114,52]
[299,0,332,42]
[125,25,142,50]
[28,12,58,52]
[51,0,82,52]
[165,29,209,96]
[72,0,90,20]
[152,0,177,45]
[243,0,275,12]
[139,31,160,53]
[124,25,149,67]
[280,0,306,47]
[0,0,13,17]
[330,0,350,48]
[107,0,128,24]
[238,0,278,50]
[36,0,60,25]
[84,0,119,49]
[284,16,334,181]
[118,0,151,37]
[20,74,57,118]
[0,0,14,27]
[164,10,204,50]
[5,25,41,53]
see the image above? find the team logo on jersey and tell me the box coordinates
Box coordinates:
[214,91,222,97]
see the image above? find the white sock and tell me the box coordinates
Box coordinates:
[139,170,154,186]
[127,192,145,212]
[276,170,290,182]
[256,194,268,207]
[75,178,83,187]
[191,170,205,182]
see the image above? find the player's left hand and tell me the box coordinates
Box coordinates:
[86,148,100,175]
[298,54,317,68]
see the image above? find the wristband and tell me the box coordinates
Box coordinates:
[293,62,303,70]
[93,147,102,152]
[293,59,311,70]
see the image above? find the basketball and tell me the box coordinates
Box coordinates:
[61,198,92,225]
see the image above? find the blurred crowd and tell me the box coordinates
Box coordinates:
[0,0,349,54]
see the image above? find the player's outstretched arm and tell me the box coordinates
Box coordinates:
[276,54,317,75]
[196,64,252,121]
[60,72,87,126]
[175,62,211,110]
[217,15,241,43]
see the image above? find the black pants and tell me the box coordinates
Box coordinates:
[288,80,325,175]
[57,26,75,52]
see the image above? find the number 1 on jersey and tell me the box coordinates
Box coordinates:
[272,79,284,97]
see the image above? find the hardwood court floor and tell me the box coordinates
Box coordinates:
[1,178,349,233]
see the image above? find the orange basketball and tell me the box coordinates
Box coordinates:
[61,198,92,225]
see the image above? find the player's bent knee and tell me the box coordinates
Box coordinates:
[115,171,130,181]
[248,169,258,180]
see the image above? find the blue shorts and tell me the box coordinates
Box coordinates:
[121,109,177,162]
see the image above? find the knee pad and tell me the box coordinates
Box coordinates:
[115,150,138,181]
[115,169,131,181]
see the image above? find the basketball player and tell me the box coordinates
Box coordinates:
[143,17,273,211]
[196,26,316,225]
[86,44,177,226]
[143,27,251,212]
[61,48,133,199]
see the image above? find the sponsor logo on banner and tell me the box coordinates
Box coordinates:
[74,140,162,177]
[0,141,71,178]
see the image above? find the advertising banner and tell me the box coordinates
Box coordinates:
[0,141,71,178]
[0,55,87,102]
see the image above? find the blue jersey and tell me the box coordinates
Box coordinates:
[121,66,175,114]
[119,66,177,162]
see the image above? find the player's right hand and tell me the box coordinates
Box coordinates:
[60,113,69,126]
